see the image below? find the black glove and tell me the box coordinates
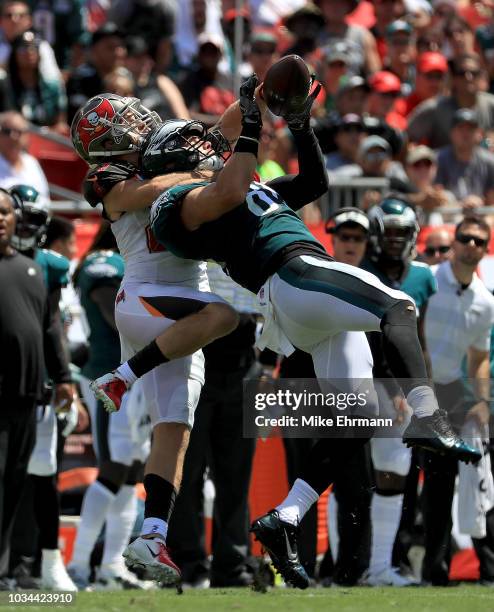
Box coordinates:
[283,77,321,133]
[239,74,262,137]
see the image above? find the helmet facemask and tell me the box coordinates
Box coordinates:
[110,98,161,153]
[12,204,49,252]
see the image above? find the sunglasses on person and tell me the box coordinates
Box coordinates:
[424,245,451,256]
[2,11,29,19]
[423,71,445,81]
[455,233,488,248]
[0,126,27,137]
[411,159,433,169]
[454,68,481,78]
[335,232,367,243]
[251,45,276,55]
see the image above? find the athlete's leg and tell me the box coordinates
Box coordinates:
[368,383,416,586]
[123,352,203,586]
[92,284,238,412]
[116,289,238,384]
[268,257,480,462]
[251,332,374,589]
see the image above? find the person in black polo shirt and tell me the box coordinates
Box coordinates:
[0,189,72,587]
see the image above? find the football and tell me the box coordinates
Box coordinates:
[262,55,311,117]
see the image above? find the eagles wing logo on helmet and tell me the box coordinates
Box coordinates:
[75,98,116,157]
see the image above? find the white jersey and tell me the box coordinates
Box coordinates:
[111,208,208,287]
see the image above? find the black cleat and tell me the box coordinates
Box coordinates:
[403,409,482,464]
[249,509,309,590]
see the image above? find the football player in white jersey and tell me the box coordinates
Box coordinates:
[70,83,265,586]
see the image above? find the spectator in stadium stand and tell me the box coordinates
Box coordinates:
[368,0,410,61]
[326,113,367,177]
[335,74,370,117]
[167,265,259,588]
[404,145,452,225]
[316,0,381,75]
[7,30,68,134]
[408,53,494,149]
[282,3,326,60]
[29,0,85,71]
[366,71,408,132]
[124,36,190,122]
[383,20,417,91]
[422,215,494,586]
[0,111,49,199]
[444,15,476,60]
[421,227,453,266]
[319,42,352,114]
[179,33,234,128]
[476,11,494,93]
[102,68,135,99]
[245,29,279,83]
[396,52,448,119]
[0,1,61,80]
[220,8,252,80]
[357,135,413,208]
[66,23,127,124]
[173,0,223,71]
[434,108,494,210]
[107,0,175,57]
[0,189,73,588]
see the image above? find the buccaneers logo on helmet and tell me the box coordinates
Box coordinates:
[75,98,115,157]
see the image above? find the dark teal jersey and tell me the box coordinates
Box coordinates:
[361,258,436,311]
[150,180,324,293]
[76,250,124,379]
[35,248,70,293]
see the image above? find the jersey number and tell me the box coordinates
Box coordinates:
[145,225,166,253]
[245,182,283,217]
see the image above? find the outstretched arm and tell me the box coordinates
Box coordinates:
[180,76,263,231]
[267,128,328,211]
[266,82,329,210]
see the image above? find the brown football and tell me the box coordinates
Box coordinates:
[262,55,311,117]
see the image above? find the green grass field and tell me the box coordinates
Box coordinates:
[3,586,494,612]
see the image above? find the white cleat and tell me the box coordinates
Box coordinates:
[41,550,78,591]
[89,372,128,413]
[123,536,181,586]
[66,564,91,591]
[365,567,419,587]
[93,563,153,590]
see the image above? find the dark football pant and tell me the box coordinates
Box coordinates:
[0,402,36,577]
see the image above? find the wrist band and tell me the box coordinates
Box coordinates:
[234,134,259,156]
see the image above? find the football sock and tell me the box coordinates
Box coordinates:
[369,493,403,576]
[70,480,115,568]
[102,485,137,567]
[407,385,439,418]
[276,478,319,526]
[142,474,177,540]
[141,517,168,541]
[120,341,169,382]
[328,494,339,561]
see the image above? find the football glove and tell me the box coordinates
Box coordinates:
[283,77,321,133]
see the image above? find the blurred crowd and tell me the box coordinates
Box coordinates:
[1,0,494,595]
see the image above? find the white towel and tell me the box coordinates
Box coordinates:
[458,419,494,538]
